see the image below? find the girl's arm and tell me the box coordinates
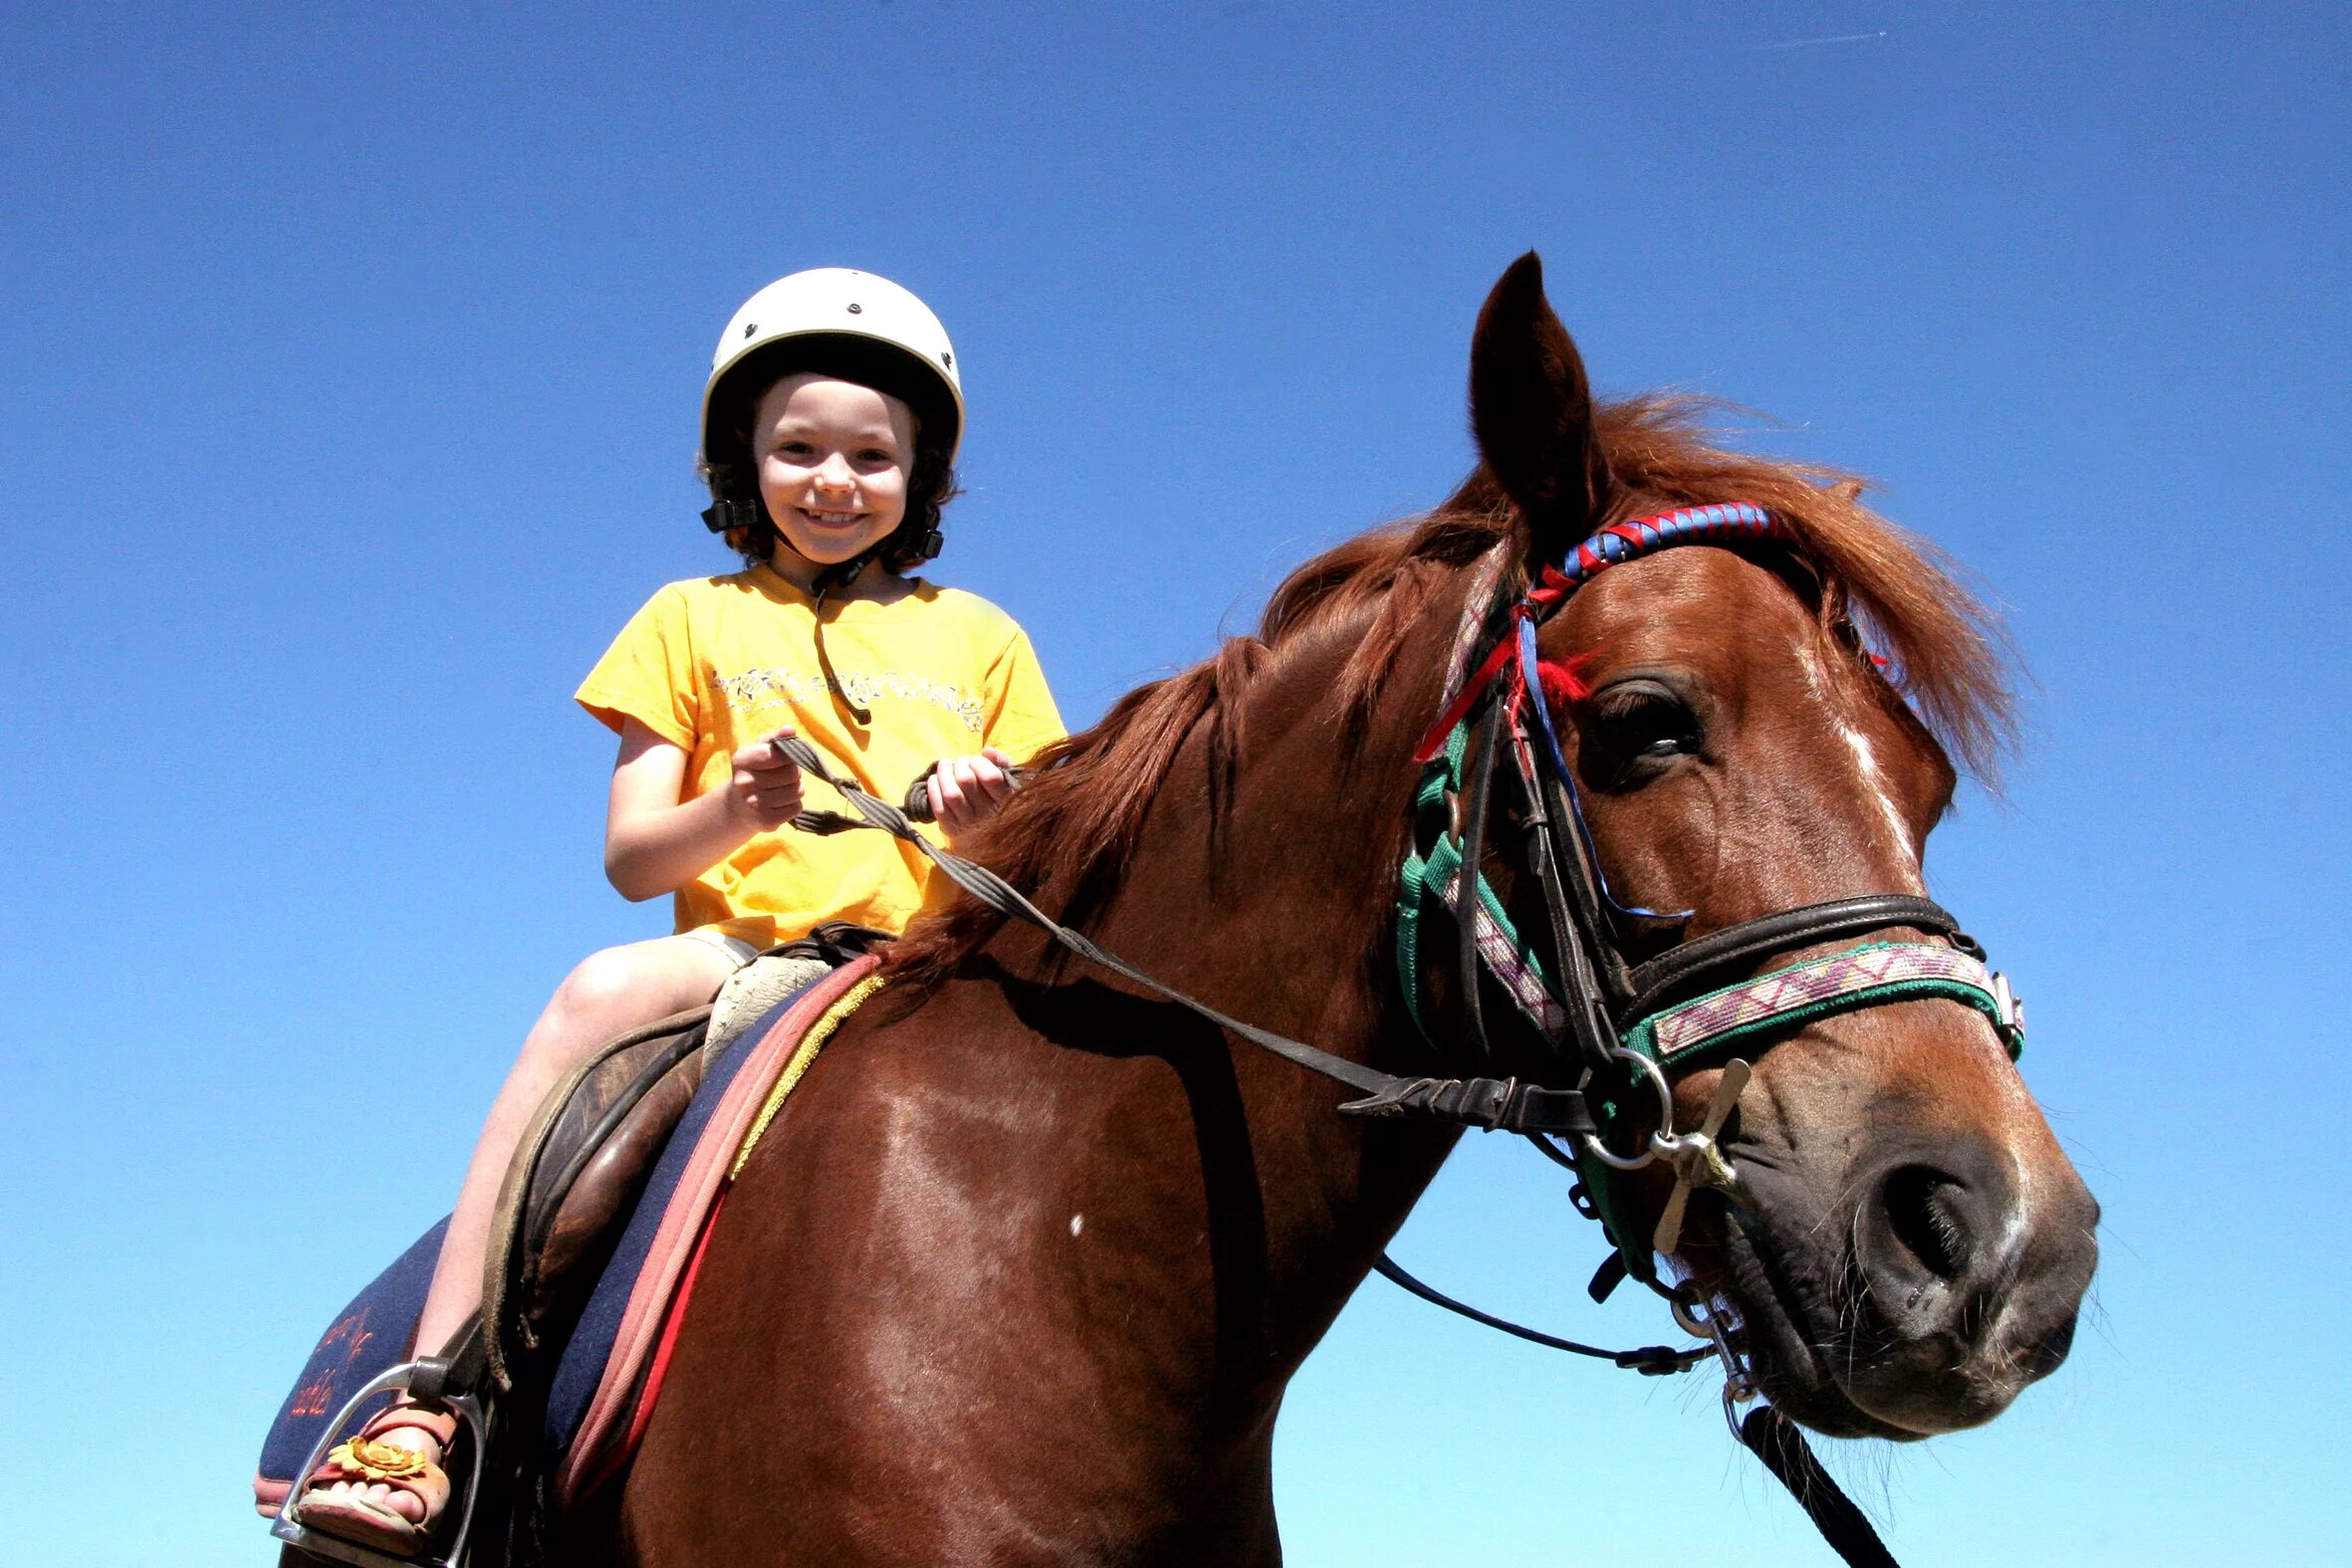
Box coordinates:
[602,718,804,901]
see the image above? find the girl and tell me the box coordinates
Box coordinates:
[297,269,1064,1552]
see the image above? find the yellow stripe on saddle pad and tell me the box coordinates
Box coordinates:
[728,974,888,1180]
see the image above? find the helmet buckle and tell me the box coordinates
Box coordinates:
[701,499,761,536]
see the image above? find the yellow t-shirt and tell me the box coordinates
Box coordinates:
[576,562,1064,946]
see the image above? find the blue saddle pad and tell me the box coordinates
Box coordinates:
[256,973,826,1498]
[257,1217,448,1489]
[540,984,800,1456]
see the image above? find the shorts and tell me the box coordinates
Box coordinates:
[680,928,763,969]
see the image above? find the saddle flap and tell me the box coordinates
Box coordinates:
[483,928,893,1391]
[526,1041,707,1315]
[483,1008,710,1388]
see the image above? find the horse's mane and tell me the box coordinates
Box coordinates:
[889,396,2013,982]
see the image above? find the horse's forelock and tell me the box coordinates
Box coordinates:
[1591,396,2017,784]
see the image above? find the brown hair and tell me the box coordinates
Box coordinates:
[890,396,2014,982]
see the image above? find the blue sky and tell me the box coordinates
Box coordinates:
[3,3,2346,1563]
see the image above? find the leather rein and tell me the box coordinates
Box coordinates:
[786,502,2024,1568]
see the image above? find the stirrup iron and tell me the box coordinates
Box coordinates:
[272,1349,493,1568]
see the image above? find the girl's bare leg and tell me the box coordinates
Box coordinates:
[309,933,737,1525]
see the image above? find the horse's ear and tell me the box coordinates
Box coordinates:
[1470,252,1613,566]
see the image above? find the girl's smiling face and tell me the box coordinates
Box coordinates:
[752,372,916,578]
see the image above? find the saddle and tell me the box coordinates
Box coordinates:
[479,926,865,1387]
[256,922,890,1567]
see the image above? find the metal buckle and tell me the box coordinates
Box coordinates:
[1673,1284,1760,1441]
[1575,1046,1674,1171]
[1991,971,2025,1043]
[699,498,760,536]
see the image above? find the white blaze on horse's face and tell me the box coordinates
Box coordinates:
[753,372,915,573]
[1798,645,1924,885]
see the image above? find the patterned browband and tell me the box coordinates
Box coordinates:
[1549,501,1781,587]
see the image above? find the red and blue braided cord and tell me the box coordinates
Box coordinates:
[1411,504,1785,765]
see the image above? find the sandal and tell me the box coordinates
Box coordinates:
[295,1400,457,1554]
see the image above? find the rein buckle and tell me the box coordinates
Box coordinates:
[1335,1075,1596,1137]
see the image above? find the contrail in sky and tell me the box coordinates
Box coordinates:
[1755,29,1888,50]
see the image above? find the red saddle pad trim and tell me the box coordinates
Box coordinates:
[554,954,880,1504]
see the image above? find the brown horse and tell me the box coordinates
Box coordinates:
[575,256,2098,1564]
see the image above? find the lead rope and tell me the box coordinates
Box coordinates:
[1371,1254,1704,1374]
[1739,1407,1900,1568]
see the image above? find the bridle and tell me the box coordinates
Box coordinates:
[1391,503,2022,1298]
[1377,502,2023,1568]
[787,502,2027,1567]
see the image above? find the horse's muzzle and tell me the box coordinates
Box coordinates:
[1835,1134,2100,1432]
[1715,1127,2099,1439]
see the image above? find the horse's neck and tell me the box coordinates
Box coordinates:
[979,605,1466,1417]
[615,591,1478,1564]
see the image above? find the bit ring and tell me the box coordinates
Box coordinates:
[1577,1045,1675,1171]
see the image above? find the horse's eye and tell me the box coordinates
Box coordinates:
[1584,684,1703,779]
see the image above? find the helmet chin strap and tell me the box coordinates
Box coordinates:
[700,497,762,538]
[701,497,947,731]
[809,548,878,727]
[803,522,945,729]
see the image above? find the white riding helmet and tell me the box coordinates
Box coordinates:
[699,268,965,471]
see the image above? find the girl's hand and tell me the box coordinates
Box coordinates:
[726,729,805,830]
[928,747,1018,834]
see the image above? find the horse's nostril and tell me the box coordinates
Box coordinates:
[1835,1143,2091,1427]
[1881,1164,1973,1282]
